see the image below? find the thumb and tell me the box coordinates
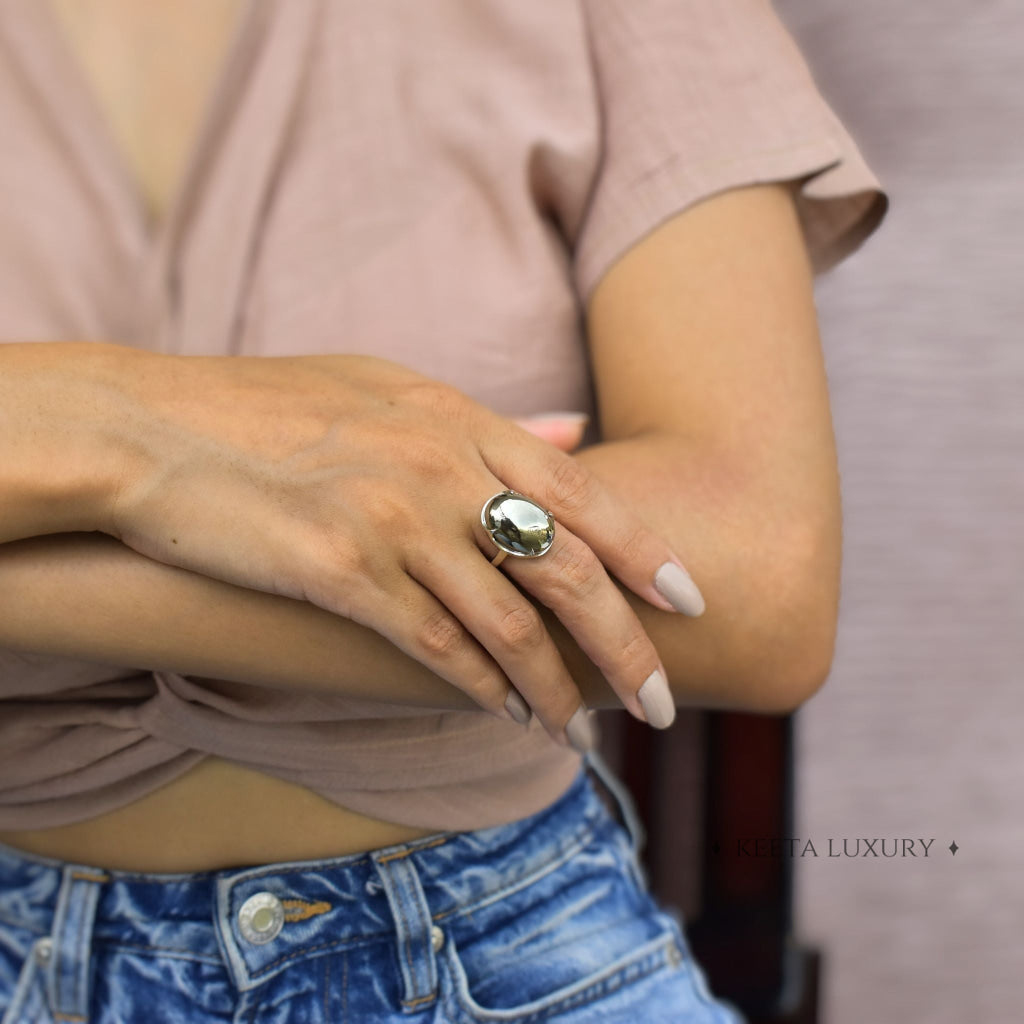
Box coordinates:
[514,413,590,452]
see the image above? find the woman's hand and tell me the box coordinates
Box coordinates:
[105,352,704,749]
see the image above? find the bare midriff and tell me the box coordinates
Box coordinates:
[0,759,440,872]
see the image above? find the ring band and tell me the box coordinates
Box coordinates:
[481,490,556,565]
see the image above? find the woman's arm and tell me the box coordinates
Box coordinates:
[0,532,484,710]
[2,181,840,716]
[3,339,700,749]
[578,181,842,711]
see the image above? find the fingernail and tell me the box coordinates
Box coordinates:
[504,690,532,726]
[638,668,676,729]
[654,562,706,617]
[565,705,595,753]
[525,412,590,424]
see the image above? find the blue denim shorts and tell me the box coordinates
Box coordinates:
[0,752,743,1023]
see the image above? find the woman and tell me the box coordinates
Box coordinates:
[0,0,884,1020]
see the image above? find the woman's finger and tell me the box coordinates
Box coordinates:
[490,522,675,729]
[357,572,535,728]
[513,413,589,452]
[407,545,594,750]
[479,426,706,618]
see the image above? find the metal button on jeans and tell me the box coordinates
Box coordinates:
[237,892,285,945]
[430,925,444,952]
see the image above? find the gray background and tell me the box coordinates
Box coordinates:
[774,2,1023,1020]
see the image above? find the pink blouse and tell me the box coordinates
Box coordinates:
[0,0,884,830]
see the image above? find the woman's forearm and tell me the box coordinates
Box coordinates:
[0,532,482,711]
[0,430,835,714]
[0,342,139,543]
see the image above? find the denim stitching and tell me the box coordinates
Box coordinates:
[65,871,215,883]
[528,940,673,1022]
[391,866,435,1008]
[222,855,371,885]
[92,939,222,964]
[218,829,449,885]
[0,911,46,936]
[69,877,94,1017]
[341,948,349,1023]
[429,822,600,924]
[449,936,675,1023]
[322,953,330,1022]
[68,871,109,884]
[376,835,448,864]
[250,932,387,977]
[281,898,331,922]
[401,991,435,1009]
[393,879,417,999]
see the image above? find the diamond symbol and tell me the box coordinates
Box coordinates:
[949,841,959,856]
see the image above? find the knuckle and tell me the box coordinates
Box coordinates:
[401,434,459,479]
[619,627,652,667]
[366,482,411,533]
[616,523,651,565]
[549,541,602,592]
[458,673,504,709]
[494,601,545,651]
[415,609,466,659]
[547,457,598,516]
[299,538,381,621]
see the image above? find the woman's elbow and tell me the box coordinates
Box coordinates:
[746,618,838,714]
[742,526,841,714]
[667,512,840,715]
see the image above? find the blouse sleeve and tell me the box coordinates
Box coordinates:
[571,0,887,306]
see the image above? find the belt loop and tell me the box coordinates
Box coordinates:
[584,748,648,856]
[47,866,108,1024]
[370,848,438,1013]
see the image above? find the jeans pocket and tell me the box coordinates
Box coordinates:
[441,925,683,1023]
[0,938,54,1024]
[435,832,689,1022]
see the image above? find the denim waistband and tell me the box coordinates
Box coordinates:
[0,750,643,1015]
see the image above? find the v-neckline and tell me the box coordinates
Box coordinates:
[1,0,320,355]
[23,0,261,257]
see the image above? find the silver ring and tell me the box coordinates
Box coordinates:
[481,490,555,568]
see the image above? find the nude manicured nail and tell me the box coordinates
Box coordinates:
[638,669,676,729]
[504,690,532,725]
[654,562,706,617]
[565,706,595,753]
[524,411,590,423]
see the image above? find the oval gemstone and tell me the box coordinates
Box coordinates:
[484,494,555,557]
